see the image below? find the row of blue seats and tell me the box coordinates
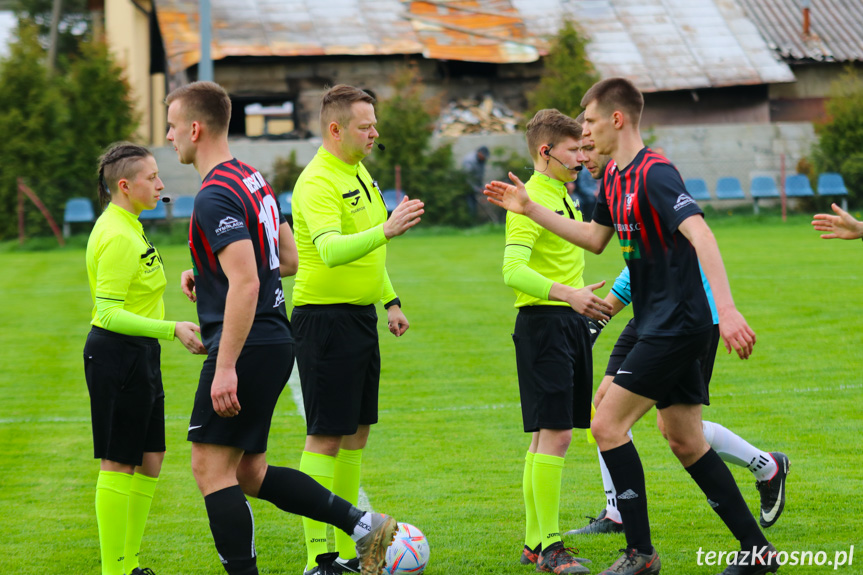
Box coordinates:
[684,173,848,202]
[63,196,198,224]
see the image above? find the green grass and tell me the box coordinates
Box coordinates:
[1,215,862,574]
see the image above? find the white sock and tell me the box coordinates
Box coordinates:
[597,445,622,523]
[702,420,777,481]
[350,512,373,541]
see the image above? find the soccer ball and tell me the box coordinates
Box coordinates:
[384,523,430,575]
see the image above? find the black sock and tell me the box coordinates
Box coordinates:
[686,449,768,550]
[257,465,363,535]
[204,485,258,575]
[601,442,653,555]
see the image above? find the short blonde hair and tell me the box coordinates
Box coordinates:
[320,84,375,134]
[525,109,583,161]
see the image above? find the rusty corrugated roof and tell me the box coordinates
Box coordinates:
[153,0,796,91]
[513,0,795,92]
[736,0,863,62]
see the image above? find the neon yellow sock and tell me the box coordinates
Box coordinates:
[532,453,565,550]
[124,473,158,573]
[333,448,363,558]
[523,451,541,550]
[300,451,336,570]
[95,471,132,575]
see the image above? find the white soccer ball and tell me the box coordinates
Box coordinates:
[384,522,430,575]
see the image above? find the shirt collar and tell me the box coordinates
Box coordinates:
[106,202,144,232]
[527,172,568,197]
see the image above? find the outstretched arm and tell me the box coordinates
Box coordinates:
[485,172,614,254]
[812,203,863,240]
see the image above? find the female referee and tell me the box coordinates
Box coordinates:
[84,142,205,575]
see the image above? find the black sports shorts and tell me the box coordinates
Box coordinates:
[188,342,293,453]
[512,305,593,432]
[612,326,714,409]
[291,304,380,436]
[606,320,720,392]
[84,326,165,466]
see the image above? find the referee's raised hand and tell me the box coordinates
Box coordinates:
[383,196,424,239]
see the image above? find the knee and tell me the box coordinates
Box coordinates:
[236,460,266,496]
[590,417,614,447]
[667,435,702,463]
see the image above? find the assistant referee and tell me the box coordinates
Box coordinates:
[291,85,424,574]
[85,142,205,575]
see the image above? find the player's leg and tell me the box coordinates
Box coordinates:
[661,404,778,572]
[521,433,542,564]
[334,317,379,563]
[513,308,591,574]
[125,348,167,575]
[701,420,789,528]
[85,329,157,575]
[695,324,789,528]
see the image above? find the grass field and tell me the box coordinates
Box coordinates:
[1,214,861,574]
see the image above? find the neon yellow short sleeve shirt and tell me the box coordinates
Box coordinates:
[292,147,391,305]
[86,203,168,328]
[505,173,586,307]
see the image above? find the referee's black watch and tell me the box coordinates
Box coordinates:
[384,297,401,310]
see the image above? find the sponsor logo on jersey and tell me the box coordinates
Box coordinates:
[620,238,640,260]
[215,216,244,235]
[674,193,696,211]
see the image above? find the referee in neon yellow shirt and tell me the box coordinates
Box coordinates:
[502,110,611,574]
[291,85,424,574]
[85,142,206,575]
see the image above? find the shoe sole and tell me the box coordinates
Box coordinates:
[358,516,398,575]
[760,453,790,528]
[565,520,624,536]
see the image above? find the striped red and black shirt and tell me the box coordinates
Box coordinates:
[189,159,291,351]
[594,148,712,336]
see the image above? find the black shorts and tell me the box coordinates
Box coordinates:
[188,343,293,453]
[606,321,721,391]
[292,304,380,436]
[612,327,714,410]
[84,327,165,466]
[512,306,593,432]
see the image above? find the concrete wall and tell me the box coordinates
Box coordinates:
[152,122,818,206]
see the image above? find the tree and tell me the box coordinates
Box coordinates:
[0,21,137,240]
[14,0,91,64]
[526,20,599,119]
[812,67,863,206]
[366,65,472,227]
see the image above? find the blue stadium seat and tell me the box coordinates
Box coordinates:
[715,177,746,200]
[818,172,847,196]
[684,178,711,201]
[63,197,96,238]
[817,173,848,211]
[171,195,195,218]
[784,174,814,198]
[278,192,292,216]
[139,201,167,220]
[750,176,780,199]
[382,190,403,213]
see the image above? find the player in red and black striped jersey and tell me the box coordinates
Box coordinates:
[594,149,713,337]
[187,157,291,352]
[485,77,775,575]
[167,81,397,575]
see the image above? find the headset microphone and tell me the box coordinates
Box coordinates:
[545,148,582,172]
[377,143,386,151]
[161,196,173,203]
